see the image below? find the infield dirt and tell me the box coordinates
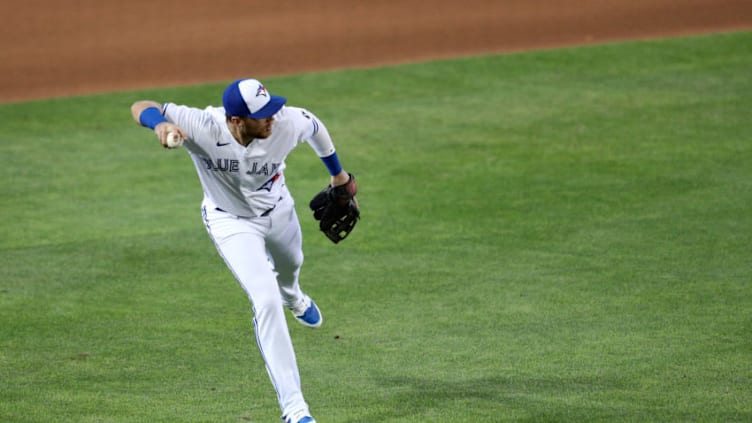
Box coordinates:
[1,0,751,103]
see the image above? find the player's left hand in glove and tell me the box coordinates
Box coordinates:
[309,173,360,244]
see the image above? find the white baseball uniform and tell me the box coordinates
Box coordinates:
[162,102,335,418]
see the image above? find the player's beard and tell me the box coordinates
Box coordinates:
[230,118,273,146]
[242,118,273,142]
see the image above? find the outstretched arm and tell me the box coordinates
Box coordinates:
[130,100,188,148]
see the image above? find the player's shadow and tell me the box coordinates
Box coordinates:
[342,373,625,422]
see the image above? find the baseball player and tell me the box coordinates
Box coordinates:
[130,78,359,423]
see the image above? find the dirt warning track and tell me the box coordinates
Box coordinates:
[1,0,750,103]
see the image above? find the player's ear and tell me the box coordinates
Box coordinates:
[226,116,240,127]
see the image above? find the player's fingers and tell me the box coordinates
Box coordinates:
[154,123,184,148]
[176,127,188,141]
[156,126,169,148]
[161,123,187,141]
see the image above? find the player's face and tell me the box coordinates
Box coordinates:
[229,116,274,145]
[244,116,274,139]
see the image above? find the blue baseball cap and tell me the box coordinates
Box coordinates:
[222,78,287,118]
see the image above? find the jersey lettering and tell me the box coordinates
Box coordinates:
[202,157,239,172]
[248,162,280,176]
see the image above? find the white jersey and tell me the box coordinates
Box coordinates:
[163,104,336,217]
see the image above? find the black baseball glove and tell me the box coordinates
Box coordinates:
[309,173,360,243]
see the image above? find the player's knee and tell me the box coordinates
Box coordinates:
[250,293,283,315]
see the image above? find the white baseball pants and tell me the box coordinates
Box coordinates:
[201,188,310,417]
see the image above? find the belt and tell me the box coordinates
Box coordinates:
[215,206,274,217]
[215,197,281,218]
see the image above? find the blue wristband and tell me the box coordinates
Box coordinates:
[139,107,168,129]
[321,152,343,176]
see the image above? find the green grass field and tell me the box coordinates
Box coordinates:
[1,31,750,422]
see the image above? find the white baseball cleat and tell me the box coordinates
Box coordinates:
[289,295,322,328]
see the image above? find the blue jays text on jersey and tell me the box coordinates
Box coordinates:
[248,161,281,176]
[200,157,281,177]
[201,157,240,172]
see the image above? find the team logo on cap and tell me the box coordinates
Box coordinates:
[256,84,268,98]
